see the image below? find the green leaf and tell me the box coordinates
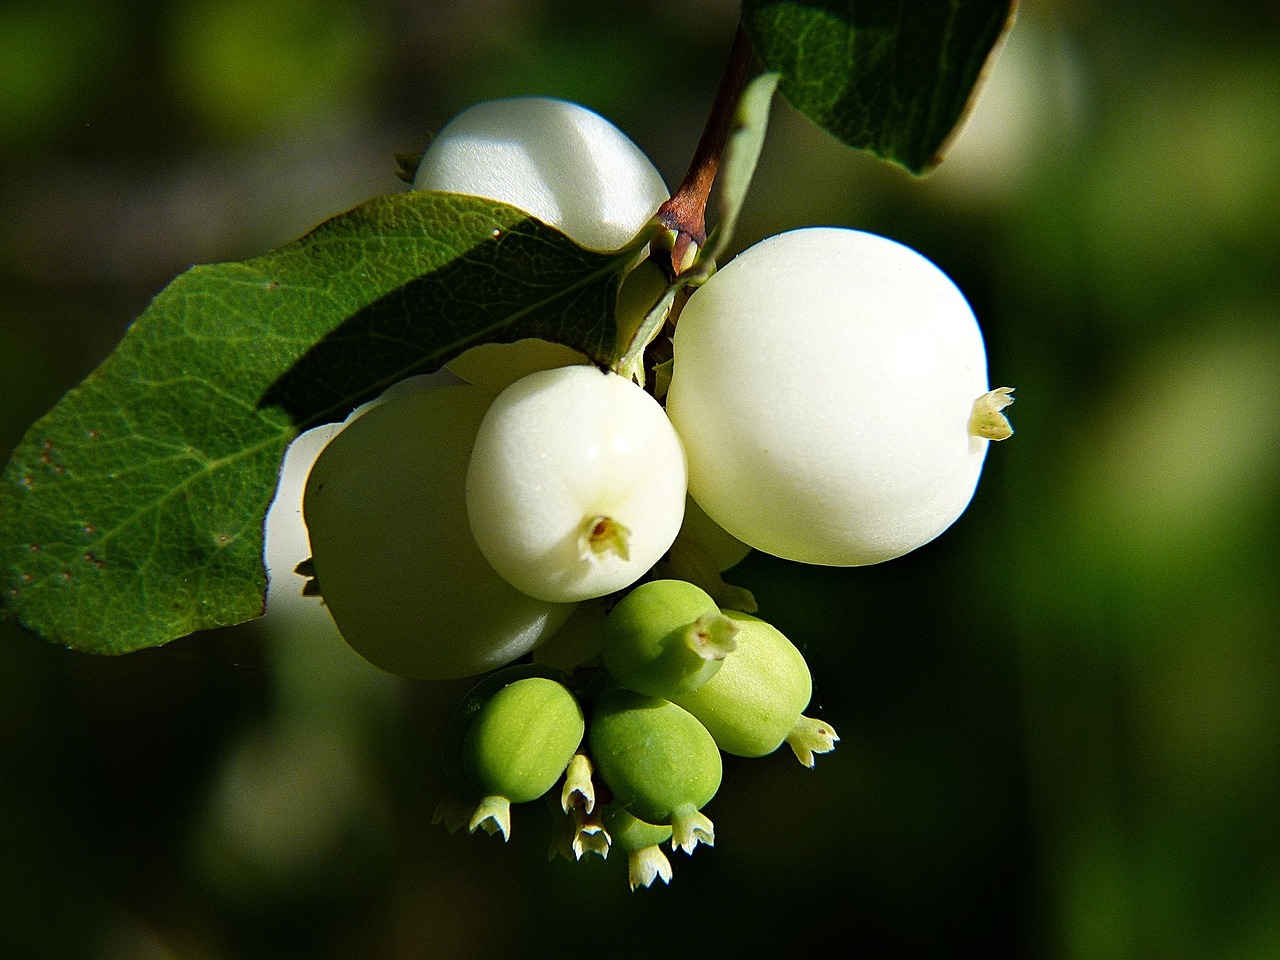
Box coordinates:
[741,0,1018,174]
[1,190,639,655]
[707,70,780,264]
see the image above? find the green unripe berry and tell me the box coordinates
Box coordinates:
[603,805,674,852]
[443,664,568,774]
[460,676,585,839]
[602,806,675,891]
[670,611,838,765]
[588,689,721,853]
[602,579,738,698]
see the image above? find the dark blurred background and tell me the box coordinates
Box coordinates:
[3,1,1279,957]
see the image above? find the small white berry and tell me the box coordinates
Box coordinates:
[466,365,687,603]
[414,96,669,252]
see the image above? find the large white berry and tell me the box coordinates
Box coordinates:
[413,96,669,252]
[302,384,575,680]
[665,226,1011,567]
[466,365,687,603]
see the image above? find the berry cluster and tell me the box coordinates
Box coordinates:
[300,97,1013,889]
[431,577,836,890]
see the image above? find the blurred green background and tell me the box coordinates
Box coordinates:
[3,0,1279,957]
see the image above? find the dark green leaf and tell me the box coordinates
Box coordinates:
[1,191,638,654]
[741,0,1018,173]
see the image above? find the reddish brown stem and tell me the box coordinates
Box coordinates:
[657,21,756,275]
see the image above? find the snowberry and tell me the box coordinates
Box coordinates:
[414,95,669,251]
[666,226,1014,567]
[302,385,575,680]
[444,339,591,396]
[413,97,671,394]
[465,364,687,603]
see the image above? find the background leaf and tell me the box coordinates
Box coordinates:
[741,0,1018,173]
[0,190,637,654]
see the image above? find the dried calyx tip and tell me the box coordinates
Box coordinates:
[969,387,1016,441]
[785,715,840,768]
[580,515,632,563]
[689,611,739,661]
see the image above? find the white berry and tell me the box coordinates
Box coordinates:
[413,96,669,252]
[665,226,1011,566]
[466,365,687,603]
[413,96,670,394]
[302,384,575,680]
